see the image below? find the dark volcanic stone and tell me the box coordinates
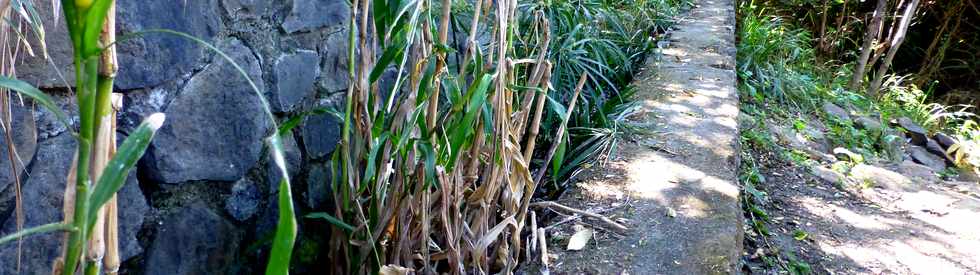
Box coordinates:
[222,0,269,17]
[144,39,271,183]
[909,145,946,172]
[934,133,956,149]
[16,0,222,89]
[300,112,341,160]
[271,50,321,112]
[894,117,928,146]
[0,102,36,195]
[282,0,350,33]
[0,134,147,274]
[925,138,947,159]
[144,204,241,275]
[305,164,332,209]
[822,102,850,122]
[225,178,261,221]
[853,116,882,133]
[317,32,350,93]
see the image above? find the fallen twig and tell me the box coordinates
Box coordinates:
[531,201,628,232]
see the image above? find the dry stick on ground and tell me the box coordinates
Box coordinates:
[530,201,628,232]
[537,228,549,266]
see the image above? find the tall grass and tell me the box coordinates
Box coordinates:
[736,1,820,110]
[313,0,691,273]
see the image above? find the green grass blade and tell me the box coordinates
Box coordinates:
[0,76,72,130]
[0,222,75,246]
[265,134,297,275]
[305,212,355,233]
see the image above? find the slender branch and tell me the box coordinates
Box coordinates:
[530,201,628,232]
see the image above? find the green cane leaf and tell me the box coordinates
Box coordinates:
[265,134,298,275]
[305,212,355,233]
[0,222,76,246]
[0,76,71,131]
[86,113,165,230]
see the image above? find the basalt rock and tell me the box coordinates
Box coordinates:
[143,39,270,183]
[144,204,242,275]
[0,134,148,274]
[893,117,928,146]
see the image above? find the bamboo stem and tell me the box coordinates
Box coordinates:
[533,72,587,184]
[523,61,552,162]
[426,0,453,133]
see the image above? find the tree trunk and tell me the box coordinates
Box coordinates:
[868,0,921,97]
[915,0,965,87]
[848,0,889,92]
[818,0,830,54]
[868,0,906,73]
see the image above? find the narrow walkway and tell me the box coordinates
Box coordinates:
[548,0,741,274]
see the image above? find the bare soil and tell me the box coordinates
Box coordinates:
[741,144,980,275]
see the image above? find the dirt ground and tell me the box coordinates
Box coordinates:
[741,145,980,275]
[526,0,743,274]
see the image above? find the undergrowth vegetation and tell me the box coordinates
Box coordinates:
[737,0,980,273]
[737,0,980,168]
[310,0,692,273]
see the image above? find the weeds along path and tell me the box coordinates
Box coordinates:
[545,0,741,273]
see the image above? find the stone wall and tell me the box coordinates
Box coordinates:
[0,0,348,273]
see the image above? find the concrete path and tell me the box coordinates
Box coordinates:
[548,0,741,274]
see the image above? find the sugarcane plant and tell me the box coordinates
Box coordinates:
[0,0,299,274]
[311,0,590,273]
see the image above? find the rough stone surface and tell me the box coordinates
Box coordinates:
[0,134,147,274]
[894,117,928,146]
[960,168,980,182]
[144,204,241,275]
[305,164,332,209]
[853,116,882,133]
[909,145,947,172]
[882,132,907,163]
[849,164,914,191]
[925,138,947,159]
[301,112,342,160]
[898,160,940,183]
[0,102,36,195]
[934,133,956,149]
[317,32,351,92]
[822,102,850,122]
[17,0,222,89]
[222,0,270,17]
[143,39,271,183]
[225,178,261,221]
[271,50,321,112]
[812,166,845,184]
[282,0,350,33]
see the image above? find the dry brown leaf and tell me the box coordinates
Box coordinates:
[566,227,594,251]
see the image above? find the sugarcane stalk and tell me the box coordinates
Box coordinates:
[84,3,117,274]
[533,72,587,185]
[523,62,551,162]
[103,95,122,275]
[426,0,452,133]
